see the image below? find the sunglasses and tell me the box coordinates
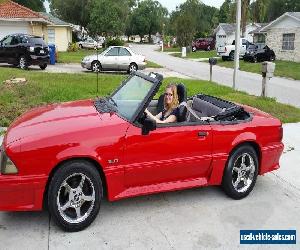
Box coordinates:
[164,93,173,97]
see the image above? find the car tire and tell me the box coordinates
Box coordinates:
[19,56,28,70]
[91,61,101,72]
[229,51,235,61]
[48,160,103,232]
[207,46,211,51]
[269,55,275,61]
[222,56,227,61]
[192,46,196,52]
[39,64,47,70]
[253,56,258,63]
[128,63,138,74]
[222,144,259,200]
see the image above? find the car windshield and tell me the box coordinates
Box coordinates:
[110,75,154,120]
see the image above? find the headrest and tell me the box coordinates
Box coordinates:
[177,83,187,103]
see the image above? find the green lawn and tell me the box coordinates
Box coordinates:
[217,60,300,80]
[172,50,217,59]
[57,50,163,68]
[0,68,300,126]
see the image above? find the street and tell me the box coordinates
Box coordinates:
[131,44,300,108]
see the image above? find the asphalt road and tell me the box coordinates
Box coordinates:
[132,44,300,108]
[0,123,299,249]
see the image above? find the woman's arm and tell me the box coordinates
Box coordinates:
[145,109,176,123]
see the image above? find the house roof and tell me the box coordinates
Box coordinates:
[249,23,268,34]
[0,0,49,23]
[260,12,300,32]
[215,23,264,35]
[39,12,71,27]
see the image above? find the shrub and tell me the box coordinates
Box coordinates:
[67,43,79,52]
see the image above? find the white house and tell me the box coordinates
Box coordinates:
[214,23,265,48]
[260,12,300,62]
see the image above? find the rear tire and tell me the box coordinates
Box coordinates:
[229,51,235,61]
[253,56,258,63]
[48,160,102,232]
[19,56,28,70]
[222,145,258,200]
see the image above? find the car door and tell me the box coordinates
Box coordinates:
[123,123,213,187]
[102,47,119,70]
[7,35,20,64]
[0,35,13,62]
[118,47,132,70]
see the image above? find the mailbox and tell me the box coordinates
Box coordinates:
[209,58,217,65]
[262,61,275,78]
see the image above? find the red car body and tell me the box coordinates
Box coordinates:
[0,98,283,211]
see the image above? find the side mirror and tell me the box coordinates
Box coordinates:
[142,117,156,135]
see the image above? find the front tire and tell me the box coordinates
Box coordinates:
[192,46,196,52]
[48,160,102,232]
[91,61,101,72]
[19,56,28,70]
[222,145,258,200]
[39,64,47,70]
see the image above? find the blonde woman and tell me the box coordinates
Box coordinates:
[145,84,179,123]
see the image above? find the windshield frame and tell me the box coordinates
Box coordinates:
[109,71,162,123]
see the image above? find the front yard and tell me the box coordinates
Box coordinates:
[1,68,300,126]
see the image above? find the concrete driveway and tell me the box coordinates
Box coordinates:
[0,123,299,249]
[131,44,300,108]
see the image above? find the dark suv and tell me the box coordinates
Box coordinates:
[0,34,49,70]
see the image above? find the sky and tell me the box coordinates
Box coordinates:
[44,1,224,13]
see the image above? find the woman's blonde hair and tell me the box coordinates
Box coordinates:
[164,84,179,110]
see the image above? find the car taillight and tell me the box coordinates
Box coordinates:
[279,126,283,141]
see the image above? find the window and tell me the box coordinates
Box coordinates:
[1,36,13,46]
[119,48,131,56]
[105,47,119,56]
[48,28,55,44]
[11,36,21,45]
[282,33,295,50]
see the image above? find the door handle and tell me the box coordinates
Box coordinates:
[198,131,208,137]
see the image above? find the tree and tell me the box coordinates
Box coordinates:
[13,0,45,12]
[49,0,92,29]
[131,0,168,42]
[88,0,132,37]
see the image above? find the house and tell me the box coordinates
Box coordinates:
[214,23,265,48]
[260,12,300,62]
[39,12,72,51]
[0,1,72,51]
[0,0,50,39]
[248,23,268,49]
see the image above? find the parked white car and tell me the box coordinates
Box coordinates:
[217,38,253,61]
[81,46,146,74]
[77,38,102,49]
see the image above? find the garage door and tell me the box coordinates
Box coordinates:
[0,21,30,40]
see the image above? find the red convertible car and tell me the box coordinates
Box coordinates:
[0,72,283,231]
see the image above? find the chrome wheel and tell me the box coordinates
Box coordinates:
[92,61,101,72]
[231,153,256,193]
[19,56,27,69]
[57,173,95,224]
[129,63,137,73]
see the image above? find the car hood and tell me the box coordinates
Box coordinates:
[5,99,127,145]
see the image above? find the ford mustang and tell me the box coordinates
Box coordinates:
[0,72,284,231]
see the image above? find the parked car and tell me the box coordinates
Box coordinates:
[244,45,276,63]
[192,37,215,51]
[81,46,146,74]
[77,37,102,49]
[0,33,49,70]
[0,71,284,231]
[217,38,254,61]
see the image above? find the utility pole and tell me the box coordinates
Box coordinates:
[233,0,241,89]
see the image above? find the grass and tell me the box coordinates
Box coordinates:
[217,60,300,80]
[57,50,163,68]
[172,50,217,59]
[0,67,300,126]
